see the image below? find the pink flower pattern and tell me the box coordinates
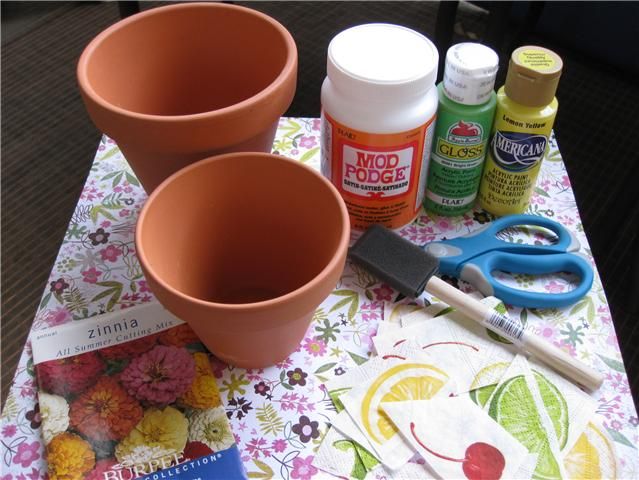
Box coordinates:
[99,245,122,262]
[43,307,72,327]
[246,437,271,459]
[81,267,102,284]
[372,284,393,301]
[302,338,326,357]
[291,455,318,480]
[271,439,287,453]
[544,280,566,293]
[12,442,40,468]
[299,136,317,148]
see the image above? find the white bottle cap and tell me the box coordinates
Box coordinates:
[327,23,438,102]
[443,42,499,105]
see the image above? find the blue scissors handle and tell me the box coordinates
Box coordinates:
[458,251,594,308]
[424,214,594,308]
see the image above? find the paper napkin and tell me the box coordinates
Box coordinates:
[340,346,455,470]
[332,410,379,460]
[314,426,380,480]
[398,301,454,327]
[480,354,571,479]
[318,294,603,480]
[526,356,598,454]
[382,396,529,480]
[512,454,539,480]
[375,320,402,340]
[373,297,517,394]
[383,302,423,325]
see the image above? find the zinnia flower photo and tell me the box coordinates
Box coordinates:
[37,351,105,397]
[188,406,235,452]
[180,374,223,410]
[191,351,215,377]
[120,345,195,406]
[31,315,244,479]
[179,352,222,409]
[46,432,95,480]
[38,392,70,444]
[69,376,143,442]
[115,406,188,468]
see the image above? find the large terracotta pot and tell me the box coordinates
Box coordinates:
[78,2,297,192]
[135,152,350,368]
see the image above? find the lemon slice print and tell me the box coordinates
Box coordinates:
[387,304,422,324]
[563,422,617,479]
[361,363,448,444]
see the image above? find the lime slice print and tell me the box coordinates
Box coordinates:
[533,370,568,450]
[328,387,350,413]
[488,374,563,480]
[468,361,510,408]
[333,439,379,480]
[361,363,448,444]
[564,422,617,479]
[470,384,496,409]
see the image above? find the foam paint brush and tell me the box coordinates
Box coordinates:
[349,225,604,391]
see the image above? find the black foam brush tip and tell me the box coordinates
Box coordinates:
[348,224,440,298]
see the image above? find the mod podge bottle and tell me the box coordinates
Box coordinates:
[321,23,439,231]
[424,42,499,216]
[478,46,563,216]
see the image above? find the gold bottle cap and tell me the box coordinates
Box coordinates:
[504,46,563,107]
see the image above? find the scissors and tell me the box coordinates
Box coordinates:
[424,214,594,309]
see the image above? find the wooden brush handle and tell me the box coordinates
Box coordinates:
[426,276,604,391]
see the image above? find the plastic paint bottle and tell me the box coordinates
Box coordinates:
[424,43,499,216]
[321,23,439,231]
[478,46,563,216]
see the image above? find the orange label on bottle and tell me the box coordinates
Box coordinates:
[321,111,436,230]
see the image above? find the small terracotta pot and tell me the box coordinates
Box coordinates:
[136,152,350,368]
[77,2,297,192]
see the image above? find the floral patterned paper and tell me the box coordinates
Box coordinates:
[1,118,637,479]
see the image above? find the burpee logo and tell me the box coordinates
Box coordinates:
[341,145,413,198]
[491,131,547,172]
[437,121,484,160]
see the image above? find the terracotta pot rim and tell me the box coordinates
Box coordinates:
[77,2,297,123]
[136,152,351,312]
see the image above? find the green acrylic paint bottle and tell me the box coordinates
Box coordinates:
[424,43,499,216]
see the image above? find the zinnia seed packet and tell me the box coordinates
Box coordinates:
[32,302,247,479]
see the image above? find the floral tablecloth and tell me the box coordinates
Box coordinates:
[2,118,637,479]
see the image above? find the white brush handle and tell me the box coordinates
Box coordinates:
[426,276,604,391]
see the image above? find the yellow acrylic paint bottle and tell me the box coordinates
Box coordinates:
[478,46,563,216]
